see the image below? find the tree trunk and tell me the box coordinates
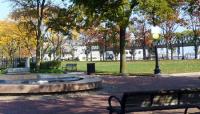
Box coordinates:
[177,40,180,60]
[35,39,41,70]
[170,47,173,60]
[166,42,169,60]
[177,47,180,60]
[35,0,46,72]
[142,35,146,60]
[100,51,103,61]
[104,35,106,61]
[115,54,118,61]
[119,27,127,75]
[60,47,62,60]
[90,46,92,61]
[142,46,146,60]
[148,48,151,60]
[53,51,56,60]
[86,54,88,61]
[100,48,104,61]
[194,37,198,59]
[182,43,185,60]
[102,52,105,61]
[142,24,146,60]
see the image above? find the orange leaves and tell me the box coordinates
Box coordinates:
[145,37,153,47]
[71,28,80,40]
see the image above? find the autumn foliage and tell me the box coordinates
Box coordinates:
[0,21,36,59]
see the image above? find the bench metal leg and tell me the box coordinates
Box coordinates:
[108,111,121,114]
[184,108,188,114]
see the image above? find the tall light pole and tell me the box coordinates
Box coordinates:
[151,26,161,75]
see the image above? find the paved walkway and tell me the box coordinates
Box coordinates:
[0,75,199,114]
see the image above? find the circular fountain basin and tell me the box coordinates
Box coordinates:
[0,73,102,94]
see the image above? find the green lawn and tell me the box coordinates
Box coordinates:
[61,60,200,75]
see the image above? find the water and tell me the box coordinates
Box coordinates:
[0,76,83,84]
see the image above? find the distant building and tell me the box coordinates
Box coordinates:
[41,37,199,61]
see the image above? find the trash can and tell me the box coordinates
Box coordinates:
[87,63,95,75]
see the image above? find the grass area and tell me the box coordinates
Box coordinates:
[61,60,200,75]
[1,60,199,75]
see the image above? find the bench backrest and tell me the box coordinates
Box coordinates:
[121,89,200,112]
[66,64,77,67]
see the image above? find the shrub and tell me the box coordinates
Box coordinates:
[30,62,36,71]
[40,60,61,69]
[17,61,26,67]
[0,68,6,74]
[30,61,61,73]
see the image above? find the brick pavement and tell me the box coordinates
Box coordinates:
[0,76,199,114]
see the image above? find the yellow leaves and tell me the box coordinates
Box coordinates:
[0,21,19,37]
[0,20,36,57]
[71,28,80,40]
[0,40,4,45]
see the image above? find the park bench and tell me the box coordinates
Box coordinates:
[107,89,200,114]
[63,63,77,72]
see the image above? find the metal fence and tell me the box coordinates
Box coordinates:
[0,58,26,69]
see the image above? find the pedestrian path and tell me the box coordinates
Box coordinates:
[0,74,199,114]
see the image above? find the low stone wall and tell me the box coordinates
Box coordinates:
[0,74,102,94]
[6,68,30,75]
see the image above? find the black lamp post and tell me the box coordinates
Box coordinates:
[151,26,161,75]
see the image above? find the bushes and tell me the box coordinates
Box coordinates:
[30,60,61,72]
[0,68,6,74]
[30,62,36,71]
[40,61,61,69]
[17,61,26,67]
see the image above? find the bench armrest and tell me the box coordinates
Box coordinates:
[108,96,122,109]
[195,104,200,109]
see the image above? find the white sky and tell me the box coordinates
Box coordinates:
[0,0,69,20]
[0,0,12,20]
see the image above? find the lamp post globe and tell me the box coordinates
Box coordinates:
[151,26,161,75]
[152,33,159,39]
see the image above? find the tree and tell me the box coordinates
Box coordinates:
[96,22,120,61]
[131,14,150,60]
[160,6,185,60]
[17,22,37,57]
[0,21,19,61]
[45,5,88,60]
[44,30,67,60]
[46,6,82,35]
[80,26,101,61]
[138,0,179,25]
[137,0,181,63]
[70,0,178,75]
[91,26,105,61]
[183,0,200,59]
[0,21,36,67]
[9,0,55,71]
[70,0,138,75]
[107,25,120,61]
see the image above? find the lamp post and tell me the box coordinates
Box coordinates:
[151,26,161,75]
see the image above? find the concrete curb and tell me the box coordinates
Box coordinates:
[160,72,200,77]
